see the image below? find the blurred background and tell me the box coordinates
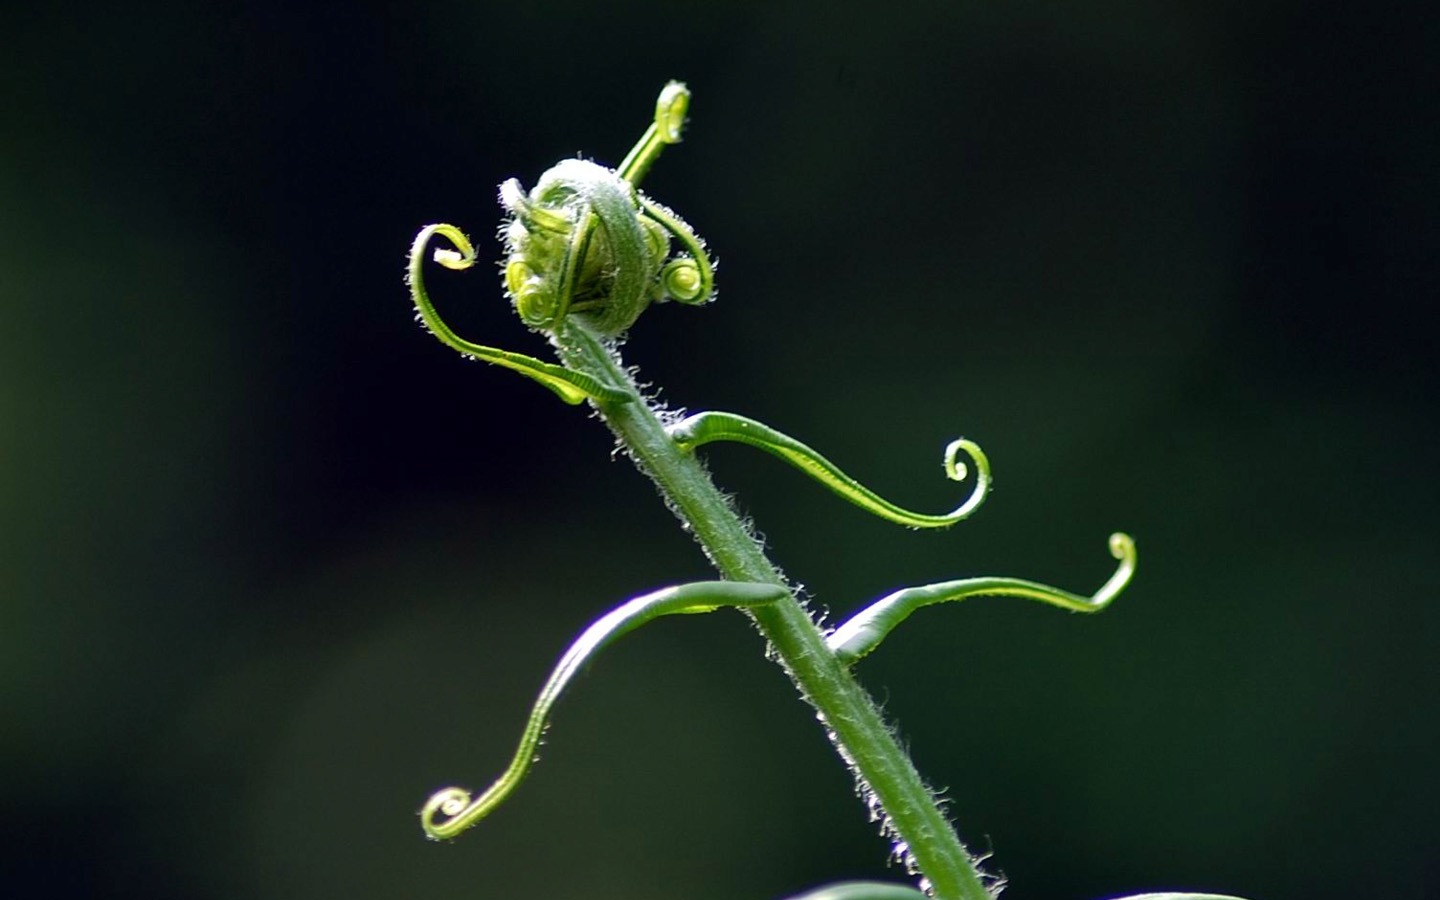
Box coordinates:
[3,2,1436,899]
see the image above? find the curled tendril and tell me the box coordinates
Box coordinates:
[405,223,630,405]
[665,411,991,529]
[420,581,788,841]
[617,80,690,185]
[641,196,715,306]
[826,533,1138,665]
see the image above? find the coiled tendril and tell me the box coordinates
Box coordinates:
[406,224,630,405]
[420,581,787,841]
[827,533,1138,664]
[666,411,991,529]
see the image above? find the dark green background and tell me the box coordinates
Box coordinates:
[4,2,1436,899]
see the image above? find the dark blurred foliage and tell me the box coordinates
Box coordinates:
[2,2,1436,899]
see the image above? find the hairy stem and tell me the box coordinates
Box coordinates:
[554,321,992,900]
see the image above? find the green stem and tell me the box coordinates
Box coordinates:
[554,321,993,900]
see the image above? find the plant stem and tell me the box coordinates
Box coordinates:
[555,321,993,900]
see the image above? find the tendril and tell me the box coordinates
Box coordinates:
[826,533,1138,665]
[420,581,788,841]
[665,411,991,529]
[405,223,630,405]
[617,80,690,186]
[642,196,716,306]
